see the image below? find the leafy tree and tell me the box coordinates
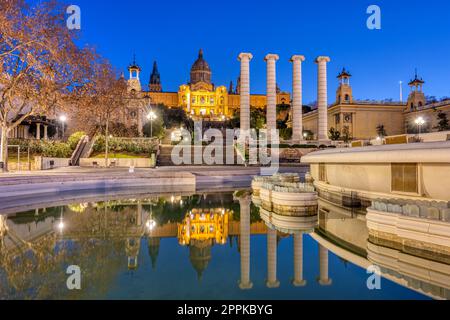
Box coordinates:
[143,117,165,139]
[279,128,292,140]
[328,127,341,141]
[342,126,352,143]
[376,124,387,137]
[434,111,449,131]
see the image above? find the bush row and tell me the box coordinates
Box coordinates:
[8,131,85,158]
[92,135,158,155]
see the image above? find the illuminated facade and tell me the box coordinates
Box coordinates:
[127,50,290,121]
[177,208,230,246]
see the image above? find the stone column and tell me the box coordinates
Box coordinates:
[238,195,253,290]
[265,54,279,135]
[315,56,331,142]
[36,123,41,140]
[318,244,332,286]
[292,233,307,287]
[43,125,48,141]
[290,55,306,143]
[137,202,142,226]
[238,53,253,134]
[266,227,280,288]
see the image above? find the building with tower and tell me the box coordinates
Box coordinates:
[302,67,406,140]
[406,70,426,111]
[125,49,290,122]
[300,68,450,141]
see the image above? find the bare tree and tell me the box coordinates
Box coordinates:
[0,0,94,171]
[76,61,129,167]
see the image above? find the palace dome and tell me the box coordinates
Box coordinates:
[190,49,212,85]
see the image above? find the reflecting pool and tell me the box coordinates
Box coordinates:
[0,191,447,300]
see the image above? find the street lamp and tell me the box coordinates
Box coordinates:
[147,109,157,137]
[303,132,308,140]
[415,116,425,140]
[59,115,67,139]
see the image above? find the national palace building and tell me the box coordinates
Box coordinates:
[6,50,449,141]
[126,49,290,121]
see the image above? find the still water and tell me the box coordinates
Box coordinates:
[0,191,444,300]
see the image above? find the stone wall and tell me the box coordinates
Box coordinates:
[80,157,155,168]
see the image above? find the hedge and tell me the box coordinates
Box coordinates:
[93,135,158,155]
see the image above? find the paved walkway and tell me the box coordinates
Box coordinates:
[0,165,309,178]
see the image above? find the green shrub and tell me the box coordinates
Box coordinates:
[279,128,293,140]
[41,141,73,158]
[93,135,158,155]
[67,131,86,150]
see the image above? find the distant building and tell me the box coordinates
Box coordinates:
[301,68,450,140]
[127,49,290,121]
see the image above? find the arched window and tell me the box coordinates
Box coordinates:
[418,102,423,107]
[345,94,350,102]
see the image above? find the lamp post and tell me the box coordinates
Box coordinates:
[59,115,67,139]
[147,109,157,137]
[415,116,425,140]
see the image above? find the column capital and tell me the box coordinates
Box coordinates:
[315,56,331,64]
[238,53,253,61]
[290,55,305,63]
[264,54,279,62]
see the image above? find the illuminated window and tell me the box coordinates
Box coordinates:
[391,163,418,193]
[319,163,327,182]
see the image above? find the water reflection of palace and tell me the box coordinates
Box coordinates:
[0,190,449,299]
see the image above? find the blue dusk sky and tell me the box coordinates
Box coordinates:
[59,0,449,103]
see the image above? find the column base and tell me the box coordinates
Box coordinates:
[292,279,307,287]
[266,280,280,288]
[318,279,333,286]
[239,281,253,290]
[318,139,331,145]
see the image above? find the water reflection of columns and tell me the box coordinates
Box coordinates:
[239,196,253,290]
[318,244,332,286]
[266,228,280,288]
[137,201,142,226]
[292,233,307,287]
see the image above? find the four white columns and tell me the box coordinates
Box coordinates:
[239,52,330,143]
